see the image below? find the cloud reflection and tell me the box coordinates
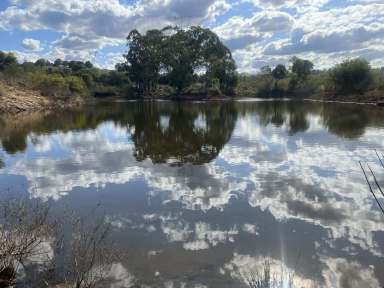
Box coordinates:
[1,101,384,286]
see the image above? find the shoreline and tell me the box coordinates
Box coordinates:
[1,85,383,116]
[0,83,87,115]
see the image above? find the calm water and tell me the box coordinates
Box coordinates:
[0,100,384,287]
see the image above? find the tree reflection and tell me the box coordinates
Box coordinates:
[321,103,370,139]
[238,101,314,135]
[1,100,384,157]
[128,102,237,165]
[1,131,28,155]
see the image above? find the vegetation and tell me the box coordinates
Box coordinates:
[1,26,384,103]
[236,57,384,101]
[0,51,131,100]
[0,195,118,287]
[123,26,237,97]
[328,58,373,95]
[0,83,6,97]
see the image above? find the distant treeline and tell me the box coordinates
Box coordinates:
[237,57,384,100]
[0,50,130,99]
[1,25,384,100]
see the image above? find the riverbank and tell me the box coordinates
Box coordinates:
[0,82,84,114]
[305,90,384,106]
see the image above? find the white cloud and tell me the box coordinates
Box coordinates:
[21,38,41,51]
[246,0,330,12]
[1,0,384,70]
[321,257,380,288]
[0,0,230,62]
[214,10,293,50]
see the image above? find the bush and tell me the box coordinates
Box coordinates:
[0,52,17,71]
[28,72,67,97]
[2,63,23,84]
[0,83,6,97]
[65,76,87,94]
[28,72,88,97]
[373,70,384,92]
[328,58,373,95]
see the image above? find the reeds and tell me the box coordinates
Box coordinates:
[360,149,384,216]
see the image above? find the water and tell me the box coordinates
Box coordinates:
[0,100,384,287]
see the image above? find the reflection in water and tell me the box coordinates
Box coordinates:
[129,102,237,164]
[1,100,384,287]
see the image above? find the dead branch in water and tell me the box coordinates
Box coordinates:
[0,197,57,287]
[360,157,384,216]
[0,195,119,288]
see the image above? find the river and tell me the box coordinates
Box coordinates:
[0,100,383,287]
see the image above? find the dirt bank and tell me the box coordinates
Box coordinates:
[0,82,84,114]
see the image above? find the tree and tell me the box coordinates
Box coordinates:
[0,52,17,71]
[34,58,51,67]
[260,65,272,75]
[329,58,373,95]
[272,64,288,81]
[125,29,165,94]
[84,61,93,69]
[54,59,63,67]
[290,57,314,82]
[123,26,237,96]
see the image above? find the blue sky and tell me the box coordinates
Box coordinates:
[0,0,383,72]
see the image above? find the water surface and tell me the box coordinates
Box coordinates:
[1,100,384,287]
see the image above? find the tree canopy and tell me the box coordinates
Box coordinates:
[290,57,314,82]
[0,51,17,71]
[272,64,288,81]
[329,58,373,94]
[124,26,237,96]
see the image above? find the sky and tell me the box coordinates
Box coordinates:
[0,0,383,73]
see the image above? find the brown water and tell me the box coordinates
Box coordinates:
[0,100,383,287]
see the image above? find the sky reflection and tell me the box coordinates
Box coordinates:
[0,100,384,287]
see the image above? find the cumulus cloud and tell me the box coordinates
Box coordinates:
[0,0,229,61]
[321,257,380,288]
[246,0,330,12]
[1,0,384,69]
[21,38,41,51]
[265,4,384,56]
[214,10,294,50]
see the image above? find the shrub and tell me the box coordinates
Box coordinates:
[328,58,373,95]
[65,76,87,95]
[0,52,17,71]
[0,83,6,97]
[373,70,384,92]
[2,63,23,84]
[28,72,68,97]
[28,72,88,97]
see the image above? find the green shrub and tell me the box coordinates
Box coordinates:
[0,52,17,71]
[328,58,373,95]
[3,63,23,84]
[65,76,87,94]
[373,70,384,92]
[28,72,88,97]
[0,83,6,97]
[28,72,68,97]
